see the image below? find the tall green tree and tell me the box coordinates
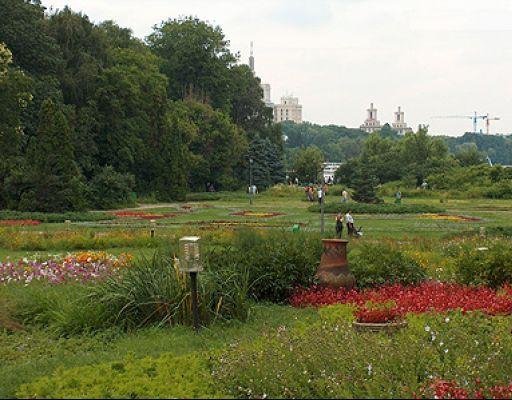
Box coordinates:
[18,99,85,211]
[292,146,324,184]
[0,43,33,207]
[147,17,236,110]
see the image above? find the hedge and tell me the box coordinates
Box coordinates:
[308,202,445,214]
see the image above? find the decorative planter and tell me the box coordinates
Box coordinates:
[315,239,355,289]
[352,320,408,333]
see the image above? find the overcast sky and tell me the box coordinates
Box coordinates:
[41,0,512,136]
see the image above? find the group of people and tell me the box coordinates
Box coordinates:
[304,184,329,203]
[334,210,356,238]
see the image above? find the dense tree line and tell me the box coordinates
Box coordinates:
[0,0,283,211]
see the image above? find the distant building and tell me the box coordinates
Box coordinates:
[360,103,381,133]
[249,42,274,109]
[323,162,342,183]
[391,106,413,135]
[274,96,303,123]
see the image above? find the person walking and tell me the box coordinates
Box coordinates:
[341,189,348,203]
[335,212,344,238]
[345,210,354,236]
[395,188,402,204]
[317,186,324,205]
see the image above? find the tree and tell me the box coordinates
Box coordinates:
[0,43,33,207]
[351,162,381,203]
[17,99,85,211]
[184,100,247,191]
[454,143,485,167]
[147,17,236,110]
[247,137,285,189]
[292,146,324,184]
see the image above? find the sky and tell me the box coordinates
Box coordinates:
[41,0,512,136]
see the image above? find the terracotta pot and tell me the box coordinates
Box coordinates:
[315,239,355,289]
[352,320,408,333]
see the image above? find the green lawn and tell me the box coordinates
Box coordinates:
[1,192,512,397]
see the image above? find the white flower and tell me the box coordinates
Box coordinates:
[367,364,373,376]
[439,342,444,347]
[444,348,449,353]
[445,317,450,323]
[424,325,431,332]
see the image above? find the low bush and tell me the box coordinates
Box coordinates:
[87,166,136,210]
[205,229,323,303]
[350,242,427,288]
[213,309,512,399]
[17,352,225,399]
[264,183,304,198]
[452,238,512,288]
[0,210,114,223]
[308,202,445,214]
[87,251,251,330]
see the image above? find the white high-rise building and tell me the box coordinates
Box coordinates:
[249,42,274,108]
[274,96,303,123]
[392,106,412,135]
[360,103,382,133]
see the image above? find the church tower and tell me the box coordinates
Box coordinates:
[391,106,412,135]
[360,103,382,133]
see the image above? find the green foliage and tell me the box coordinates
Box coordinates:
[87,250,251,331]
[17,352,225,399]
[87,166,135,209]
[350,242,427,288]
[18,99,86,212]
[0,210,113,223]
[452,238,512,288]
[308,202,445,214]
[292,146,324,184]
[247,136,285,190]
[205,229,323,302]
[213,311,512,399]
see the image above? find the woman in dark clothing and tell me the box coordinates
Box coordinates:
[335,212,344,238]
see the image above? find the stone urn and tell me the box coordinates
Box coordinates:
[315,239,355,289]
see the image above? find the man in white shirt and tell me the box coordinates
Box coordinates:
[345,210,354,236]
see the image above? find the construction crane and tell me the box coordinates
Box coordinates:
[432,111,487,134]
[484,114,500,135]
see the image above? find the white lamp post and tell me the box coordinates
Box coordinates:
[178,236,203,331]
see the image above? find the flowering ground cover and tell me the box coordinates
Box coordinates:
[419,213,481,222]
[230,210,285,218]
[0,251,132,285]
[0,219,41,226]
[112,211,177,219]
[290,282,512,317]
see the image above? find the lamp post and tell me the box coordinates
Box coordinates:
[178,236,203,332]
[149,219,156,238]
[249,157,254,206]
[319,188,325,234]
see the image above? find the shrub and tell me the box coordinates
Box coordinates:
[0,210,114,223]
[453,238,512,288]
[17,352,226,399]
[308,202,445,214]
[87,166,136,210]
[205,229,323,303]
[87,250,251,330]
[350,242,427,288]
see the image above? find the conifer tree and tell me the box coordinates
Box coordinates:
[18,99,86,211]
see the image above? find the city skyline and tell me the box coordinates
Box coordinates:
[41,0,512,136]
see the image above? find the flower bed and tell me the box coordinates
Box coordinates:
[230,210,284,218]
[419,213,481,222]
[290,282,512,316]
[0,219,41,226]
[416,379,512,399]
[112,211,177,220]
[0,251,132,285]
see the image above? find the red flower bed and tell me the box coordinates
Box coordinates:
[289,282,512,316]
[112,211,176,220]
[415,378,512,399]
[355,303,400,323]
[0,219,41,226]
